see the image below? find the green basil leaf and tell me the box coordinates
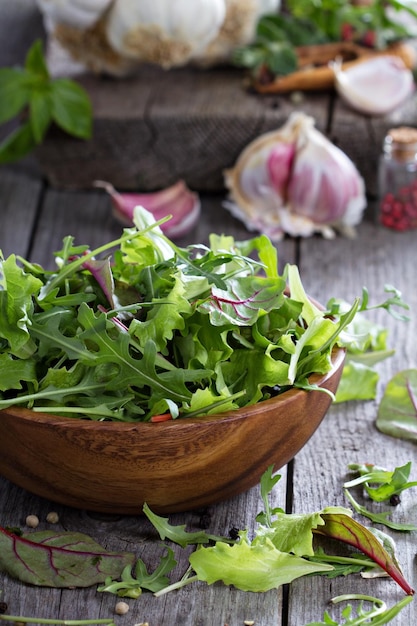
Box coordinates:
[0,68,31,123]
[0,121,36,164]
[24,39,49,79]
[29,89,53,143]
[50,78,92,139]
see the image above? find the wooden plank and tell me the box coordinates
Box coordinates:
[35,68,332,192]
[0,169,43,257]
[287,221,417,625]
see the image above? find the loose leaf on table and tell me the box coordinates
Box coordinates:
[314,513,415,595]
[143,503,228,548]
[345,461,417,502]
[344,489,417,532]
[0,526,135,588]
[189,538,334,592]
[376,369,417,442]
[97,547,177,598]
[335,361,379,403]
[305,593,414,626]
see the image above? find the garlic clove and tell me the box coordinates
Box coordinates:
[94,180,201,239]
[287,119,366,227]
[332,55,415,116]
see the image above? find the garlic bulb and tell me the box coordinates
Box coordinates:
[36,0,133,77]
[332,55,415,116]
[37,0,282,74]
[224,112,366,240]
[105,0,227,69]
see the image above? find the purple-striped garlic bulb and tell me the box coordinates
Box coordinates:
[224,112,366,240]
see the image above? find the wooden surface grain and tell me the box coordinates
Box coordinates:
[0,3,416,625]
[1,168,416,626]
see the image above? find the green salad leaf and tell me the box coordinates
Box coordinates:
[376,370,417,442]
[305,594,414,626]
[145,466,414,597]
[329,295,407,403]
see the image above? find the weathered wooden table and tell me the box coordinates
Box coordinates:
[1,2,416,625]
[0,166,416,626]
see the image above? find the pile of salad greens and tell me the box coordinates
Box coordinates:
[0,207,407,422]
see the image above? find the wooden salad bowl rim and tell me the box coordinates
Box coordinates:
[0,346,345,514]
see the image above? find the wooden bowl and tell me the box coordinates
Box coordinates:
[0,347,344,515]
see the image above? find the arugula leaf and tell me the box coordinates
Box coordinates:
[257,465,283,527]
[97,548,176,597]
[344,489,417,532]
[307,547,377,578]
[143,503,228,548]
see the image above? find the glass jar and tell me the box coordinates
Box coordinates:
[378,126,417,231]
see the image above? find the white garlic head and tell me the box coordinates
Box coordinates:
[37,0,282,74]
[105,0,227,69]
[224,112,366,240]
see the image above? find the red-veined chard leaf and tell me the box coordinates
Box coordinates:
[376,369,417,442]
[200,275,286,326]
[314,512,415,595]
[0,525,135,587]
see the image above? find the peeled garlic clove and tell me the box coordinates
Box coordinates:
[95,180,201,239]
[224,112,366,240]
[332,55,415,115]
[105,0,226,69]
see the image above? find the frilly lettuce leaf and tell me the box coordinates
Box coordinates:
[189,538,333,592]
